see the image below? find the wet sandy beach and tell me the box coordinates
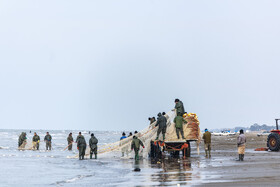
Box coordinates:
[194,133,280,187]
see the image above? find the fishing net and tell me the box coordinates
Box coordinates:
[18,140,33,150]
[69,110,201,159]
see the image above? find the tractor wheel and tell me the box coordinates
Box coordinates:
[267,133,280,151]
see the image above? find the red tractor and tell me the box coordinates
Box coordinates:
[267,119,280,151]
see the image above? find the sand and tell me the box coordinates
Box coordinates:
[195,132,280,186]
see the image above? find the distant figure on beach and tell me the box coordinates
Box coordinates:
[44,132,52,150]
[173,115,187,139]
[155,113,167,140]
[134,131,138,134]
[18,132,27,148]
[120,132,127,140]
[32,132,40,150]
[67,133,74,151]
[131,136,144,160]
[237,129,246,161]
[89,133,98,159]
[76,132,86,160]
[203,128,211,157]
[174,98,185,116]
[120,132,127,157]
[128,132,133,137]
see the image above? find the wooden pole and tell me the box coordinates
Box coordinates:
[63,142,73,151]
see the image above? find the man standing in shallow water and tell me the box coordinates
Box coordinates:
[67,133,74,151]
[131,136,144,160]
[76,132,87,160]
[32,132,40,150]
[44,132,52,150]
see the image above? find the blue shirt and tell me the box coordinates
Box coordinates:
[120,136,127,140]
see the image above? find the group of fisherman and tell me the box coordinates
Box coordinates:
[18,132,52,150]
[73,132,98,160]
[18,98,246,161]
[18,131,99,160]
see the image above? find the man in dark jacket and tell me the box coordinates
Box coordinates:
[44,132,52,150]
[67,133,74,151]
[76,132,87,160]
[89,133,98,159]
[155,113,167,140]
[32,132,40,150]
[18,132,27,148]
[131,136,144,160]
[174,98,185,116]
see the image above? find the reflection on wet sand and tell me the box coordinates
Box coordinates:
[150,158,194,186]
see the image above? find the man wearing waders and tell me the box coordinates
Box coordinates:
[18,132,27,148]
[32,132,40,150]
[67,133,74,151]
[174,98,185,116]
[76,132,86,160]
[89,133,98,159]
[202,129,211,157]
[237,129,246,161]
[173,115,187,139]
[44,132,52,150]
[155,113,167,140]
[131,136,144,160]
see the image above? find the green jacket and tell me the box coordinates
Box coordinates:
[175,101,185,115]
[67,135,73,143]
[173,116,187,128]
[18,132,27,146]
[131,136,144,150]
[76,135,86,148]
[155,115,167,129]
[203,131,211,144]
[33,135,40,142]
[89,136,98,149]
[44,135,52,142]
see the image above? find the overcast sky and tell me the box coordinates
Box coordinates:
[0,0,280,131]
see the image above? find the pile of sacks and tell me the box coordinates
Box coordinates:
[183,113,201,141]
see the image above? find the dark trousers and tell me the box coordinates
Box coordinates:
[90,147,97,155]
[68,142,72,150]
[176,128,184,139]
[46,141,51,150]
[134,149,139,160]
[157,127,166,137]
[79,146,86,159]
